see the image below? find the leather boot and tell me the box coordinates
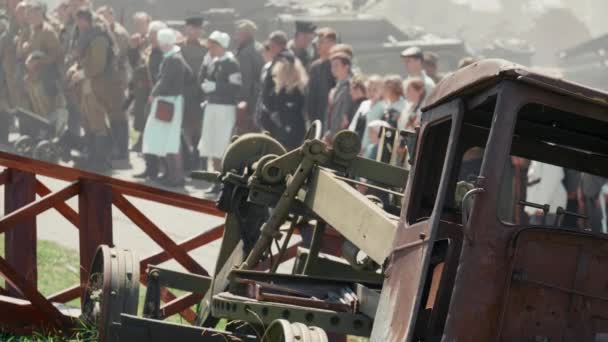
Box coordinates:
[111,120,132,169]
[92,135,111,173]
[134,154,159,180]
[162,153,185,187]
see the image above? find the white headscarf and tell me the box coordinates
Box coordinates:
[148,20,168,36]
[157,28,177,47]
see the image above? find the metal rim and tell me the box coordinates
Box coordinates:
[262,319,328,342]
[14,135,35,156]
[82,245,140,342]
[33,140,60,163]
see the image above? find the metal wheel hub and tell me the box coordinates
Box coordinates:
[82,245,140,342]
[262,319,328,342]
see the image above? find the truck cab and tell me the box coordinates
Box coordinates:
[375,59,608,341]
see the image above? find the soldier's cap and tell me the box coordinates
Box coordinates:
[208,30,230,49]
[235,19,257,34]
[400,46,423,60]
[330,51,352,66]
[295,20,317,34]
[185,16,204,28]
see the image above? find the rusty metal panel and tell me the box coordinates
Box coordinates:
[499,229,608,341]
[424,58,608,112]
[372,99,464,342]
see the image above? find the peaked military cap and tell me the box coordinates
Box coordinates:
[185,16,204,27]
[400,46,423,59]
[295,20,317,34]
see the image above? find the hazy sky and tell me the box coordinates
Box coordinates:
[453,0,562,11]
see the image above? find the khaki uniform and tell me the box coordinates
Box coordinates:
[177,39,207,148]
[23,22,65,117]
[79,33,124,135]
[6,22,30,110]
[110,22,130,87]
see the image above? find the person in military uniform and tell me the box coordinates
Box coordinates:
[234,19,264,134]
[96,6,129,85]
[306,27,336,126]
[9,1,32,115]
[71,7,125,172]
[177,16,207,171]
[198,31,242,196]
[90,5,130,168]
[22,1,66,128]
[400,46,436,99]
[423,51,444,84]
[288,20,316,70]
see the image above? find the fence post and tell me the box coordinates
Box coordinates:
[4,169,37,297]
[78,180,113,303]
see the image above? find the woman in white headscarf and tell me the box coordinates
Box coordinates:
[141,28,192,187]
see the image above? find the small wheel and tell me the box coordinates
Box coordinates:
[262,319,328,342]
[14,135,35,156]
[221,133,286,175]
[33,140,61,163]
[82,245,140,342]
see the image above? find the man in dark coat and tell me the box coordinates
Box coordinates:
[306,27,336,127]
[288,20,316,70]
[325,52,354,141]
[178,16,207,170]
[234,19,264,134]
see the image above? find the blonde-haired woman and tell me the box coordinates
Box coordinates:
[260,55,308,150]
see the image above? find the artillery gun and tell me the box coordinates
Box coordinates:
[83,59,608,341]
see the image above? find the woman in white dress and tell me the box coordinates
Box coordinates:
[141,28,191,187]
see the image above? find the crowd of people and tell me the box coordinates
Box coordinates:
[0,0,468,194]
[1,1,606,231]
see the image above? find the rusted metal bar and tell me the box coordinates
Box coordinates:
[0,256,72,330]
[36,180,80,228]
[159,293,205,320]
[0,182,79,234]
[4,169,37,296]
[47,284,81,304]
[139,276,197,323]
[0,151,224,216]
[112,192,209,276]
[79,181,113,303]
[140,225,224,270]
[260,243,302,271]
[0,169,8,185]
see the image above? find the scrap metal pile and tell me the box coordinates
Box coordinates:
[84,122,408,341]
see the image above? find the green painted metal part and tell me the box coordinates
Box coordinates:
[212,293,373,337]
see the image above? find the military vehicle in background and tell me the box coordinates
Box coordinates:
[558,34,608,91]
[111,0,470,75]
[478,38,535,66]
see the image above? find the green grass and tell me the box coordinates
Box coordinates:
[0,236,199,340]
[0,237,81,302]
[0,238,365,341]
